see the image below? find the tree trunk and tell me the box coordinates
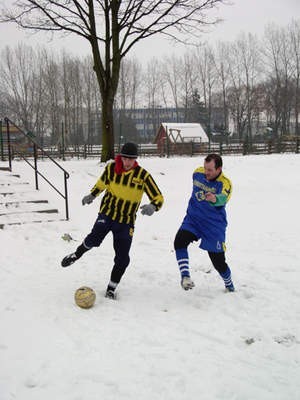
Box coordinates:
[101,97,115,161]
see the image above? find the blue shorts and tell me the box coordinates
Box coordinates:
[83,213,134,269]
[180,214,226,253]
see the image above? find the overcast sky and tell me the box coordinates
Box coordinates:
[0,0,299,63]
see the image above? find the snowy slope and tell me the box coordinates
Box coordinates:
[0,154,299,400]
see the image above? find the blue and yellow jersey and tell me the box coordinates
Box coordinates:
[186,166,232,228]
[90,162,164,225]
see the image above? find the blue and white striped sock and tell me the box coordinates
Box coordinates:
[176,248,190,278]
[220,267,234,289]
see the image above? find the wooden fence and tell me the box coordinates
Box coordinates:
[2,138,300,160]
[45,138,300,159]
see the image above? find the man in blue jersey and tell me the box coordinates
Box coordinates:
[174,153,235,292]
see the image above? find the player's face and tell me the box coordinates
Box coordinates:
[121,156,136,171]
[204,160,222,181]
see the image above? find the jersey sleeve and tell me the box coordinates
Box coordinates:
[90,164,110,197]
[144,173,164,211]
[212,175,232,206]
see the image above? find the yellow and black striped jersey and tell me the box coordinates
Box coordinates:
[90,162,164,225]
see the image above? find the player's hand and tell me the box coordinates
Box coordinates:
[140,203,156,216]
[205,192,216,203]
[82,194,95,205]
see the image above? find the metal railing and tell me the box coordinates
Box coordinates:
[1,117,70,220]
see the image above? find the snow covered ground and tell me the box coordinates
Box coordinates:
[1,153,300,400]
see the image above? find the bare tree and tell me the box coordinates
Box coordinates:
[144,58,162,138]
[226,42,247,140]
[263,24,294,136]
[289,20,300,135]
[195,44,217,133]
[1,0,226,161]
[43,50,62,145]
[236,33,262,143]
[181,52,198,122]
[213,41,231,133]
[114,57,142,145]
[0,44,47,136]
[81,55,101,145]
[161,54,183,119]
[116,57,142,110]
[61,52,72,146]
[32,48,49,145]
[69,58,84,145]
[118,60,131,111]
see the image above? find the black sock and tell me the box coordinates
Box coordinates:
[75,243,89,259]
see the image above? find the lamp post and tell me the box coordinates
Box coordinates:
[157,105,162,139]
[143,107,146,144]
[61,121,65,161]
[118,134,123,152]
[0,119,4,161]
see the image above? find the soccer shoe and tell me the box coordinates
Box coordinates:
[105,289,116,300]
[61,253,78,267]
[181,276,195,290]
[225,283,235,292]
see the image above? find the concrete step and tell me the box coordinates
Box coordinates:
[0,208,58,217]
[0,199,49,206]
[0,199,49,212]
[0,186,38,194]
[0,170,65,229]
[0,217,65,229]
[0,209,62,229]
[1,173,21,178]
[0,182,29,186]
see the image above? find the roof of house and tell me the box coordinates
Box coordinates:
[159,123,208,143]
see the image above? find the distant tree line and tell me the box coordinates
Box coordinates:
[1,19,300,147]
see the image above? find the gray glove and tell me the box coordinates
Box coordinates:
[140,203,156,216]
[82,193,95,205]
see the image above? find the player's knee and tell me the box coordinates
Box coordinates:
[208,251,227,274]
[174,231,185,249]
[174,229,196,249]
[114,254,130,269]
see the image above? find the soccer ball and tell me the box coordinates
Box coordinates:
[74,286,96,309]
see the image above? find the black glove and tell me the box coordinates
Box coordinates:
[82,194,95,205]
[140,203,156,216]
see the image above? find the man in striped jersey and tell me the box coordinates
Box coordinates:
[174,153,235,293]
[61,142,164,299]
